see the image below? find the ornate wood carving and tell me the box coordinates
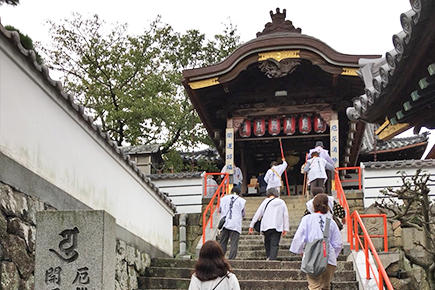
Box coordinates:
[256,8,302,37]
[258,50,300,62]
[376,119,411,140]
[319,111,332,126]
[233,117,244,132]
[341,67,359,76]
[259,58,301,78]
[188,77,219,89]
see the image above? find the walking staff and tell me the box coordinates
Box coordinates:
[279,138,291,196]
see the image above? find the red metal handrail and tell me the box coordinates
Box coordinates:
[335,171,352,245]
[354,214,388,253]
[335,170,393,290]
[336,166,362,190]
[202,173,229,244]
[351,211,393,290]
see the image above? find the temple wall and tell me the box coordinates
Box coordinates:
[0,35,174,256]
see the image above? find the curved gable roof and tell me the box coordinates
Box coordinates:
[183,8,379,83]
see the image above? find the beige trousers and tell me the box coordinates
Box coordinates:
[306,264,336,290]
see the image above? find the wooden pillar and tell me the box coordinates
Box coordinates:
[240,144,247,194]
[329,111,339,167]
[225,118,234,186]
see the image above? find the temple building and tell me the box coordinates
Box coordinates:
[182,8,427,193]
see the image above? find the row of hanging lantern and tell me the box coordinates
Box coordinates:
[239,115,327,138]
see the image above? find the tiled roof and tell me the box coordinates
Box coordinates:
[121,144,160,154]
[346,1,435,127]
[361,131,429,154]
[363,159,435,169]
[179,148,222,163]
[0,21,176,213]
[148,172,203,180]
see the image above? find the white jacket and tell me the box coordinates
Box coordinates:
[264,161,288,190]
[249,197,289,233]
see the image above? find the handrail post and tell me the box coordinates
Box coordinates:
[379,270,384,290]
[354,215,358,251]
[358,167,362,190]
[347,210,352,248]
[365,237,370,280]
[349,213,354,250]
[383,214,388,252]
[202,211,206,244]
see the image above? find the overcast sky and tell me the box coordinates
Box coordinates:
[1,0,411,54]
[1,0,432,156]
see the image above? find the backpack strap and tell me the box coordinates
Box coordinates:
[271,168,282,181]
[263,198,275,216]
[212,273,229,290]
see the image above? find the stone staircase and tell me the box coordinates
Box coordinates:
[138,196,358,290]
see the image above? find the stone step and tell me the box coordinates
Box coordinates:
[232,251,349,261]
[139,194,358,290]
[145,267,356,282]
[149,258,353,271]
[236,234,295,240]
[139,277,358,290]
[230,250,348,260]
[241,218,305,224]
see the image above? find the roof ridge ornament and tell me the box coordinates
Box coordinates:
[256,8,302,37]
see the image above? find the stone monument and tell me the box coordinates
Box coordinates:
[35,210,116,290]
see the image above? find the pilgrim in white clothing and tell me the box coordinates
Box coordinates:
[219,191,246,259]
[303,153,335,196]
[264,160,288,191]
[290,212,343,267]
[188,272,241,290]
[307,141,335,166]
[221,165,243,191]
[249,195,289,260]
[306,196,335,219]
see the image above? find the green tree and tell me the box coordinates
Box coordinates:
[0,0,19,6]
[40,13,240,155]
[376,169,435,289]
[5,25,43,64]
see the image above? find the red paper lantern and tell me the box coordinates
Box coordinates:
[283,116,296,135]
[268,117,281,136]
[253,118,266,137]
[299,115,312,134]
[314,115,327,133]
[239,119,251,138]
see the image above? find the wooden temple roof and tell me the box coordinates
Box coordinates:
[346,0,435,139]
[182,8,379,163]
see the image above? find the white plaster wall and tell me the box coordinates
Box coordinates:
[362,163,435,208]
[0,39,174,255]
[153,177,203,214]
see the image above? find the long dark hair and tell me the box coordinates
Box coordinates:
[193,240,232,281]
[313,193,329,214]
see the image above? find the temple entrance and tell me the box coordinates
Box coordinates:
[182,8,379,193]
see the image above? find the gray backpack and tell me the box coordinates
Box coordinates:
[300,217,330,277]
